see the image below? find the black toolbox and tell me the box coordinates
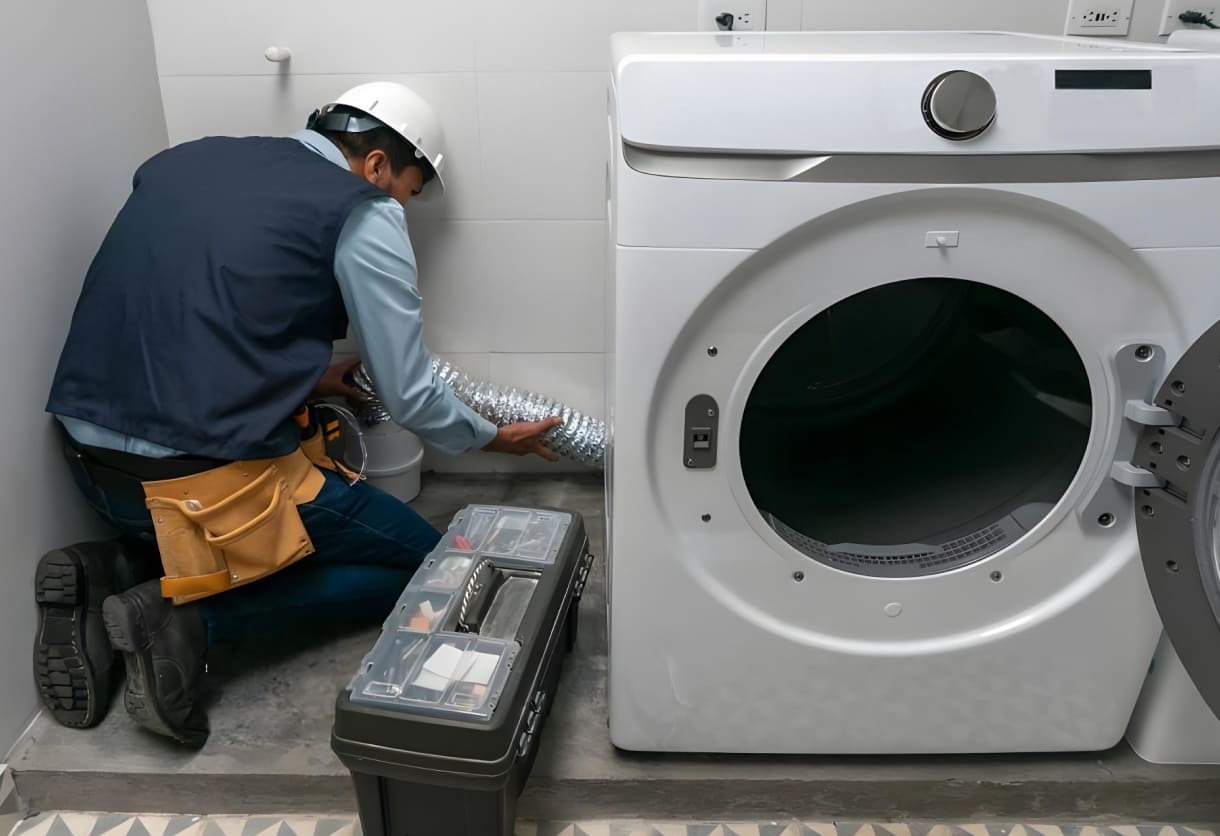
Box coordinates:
[332,505,592,836]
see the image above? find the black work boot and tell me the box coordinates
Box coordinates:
[102,580,209,748]
[33,540,160,729]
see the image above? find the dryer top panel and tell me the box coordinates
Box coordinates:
[611,31,1220,155]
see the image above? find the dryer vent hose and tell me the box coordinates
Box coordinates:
[349,359,606,470]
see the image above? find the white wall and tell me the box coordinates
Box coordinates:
[0,1,168,751]
[144,0,1174,472]
[798,0,1166,39]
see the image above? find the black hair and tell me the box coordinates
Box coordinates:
[321,114,435,183]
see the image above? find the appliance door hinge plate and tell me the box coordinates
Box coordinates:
[1110,399,1177,488]
[1124,399,1177,427]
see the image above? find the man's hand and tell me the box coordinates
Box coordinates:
[483,417,563,461]
[313,357,366,401]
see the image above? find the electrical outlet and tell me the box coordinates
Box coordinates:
[1159,0,1219,35]
[697,0,767,31]
[1064,0,1134,35]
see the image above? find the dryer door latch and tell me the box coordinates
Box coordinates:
[684,395,719,469]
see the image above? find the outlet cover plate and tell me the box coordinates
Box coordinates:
[1065,0,1134,35]
[1159,0,1219,35]
[697,0,767,31]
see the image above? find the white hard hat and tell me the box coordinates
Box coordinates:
[310,81,447,196]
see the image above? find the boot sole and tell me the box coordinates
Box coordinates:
[33,549,112,728]
[103,594,207,748]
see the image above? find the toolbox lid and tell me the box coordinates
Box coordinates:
[350,631,518,721]
[346,505,574,721]
[449,506,572,563]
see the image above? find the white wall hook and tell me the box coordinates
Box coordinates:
[264,46,292,63]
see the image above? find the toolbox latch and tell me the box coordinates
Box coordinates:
[572,549,595,600]
[518,688,549,758]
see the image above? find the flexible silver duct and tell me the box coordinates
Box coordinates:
[349,360,606,469]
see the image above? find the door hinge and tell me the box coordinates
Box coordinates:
[1124,399,1176,427]
[1111,399,1177,489]
[1111,460,1164,488]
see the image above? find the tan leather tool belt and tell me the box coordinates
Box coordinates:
[144,447,326,604]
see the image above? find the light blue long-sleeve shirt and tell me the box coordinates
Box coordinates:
[59,130,497,459]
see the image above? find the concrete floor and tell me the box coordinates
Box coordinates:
[9,475,1220,824]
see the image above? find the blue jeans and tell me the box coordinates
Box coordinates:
[64,452,440,645]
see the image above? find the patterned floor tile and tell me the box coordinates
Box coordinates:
[571,826,614,836]
[875,825,922,836]
[648,825,691,836]
[800,825,838,836]
[726,825,764,836]
[160,820,201,836]
[5,816,1217,836]
[758,826,801,836]
[0,770,20,836]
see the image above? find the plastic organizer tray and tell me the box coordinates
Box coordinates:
[347,506,570,720]
[443,506,571,564]
[351,631,518,720]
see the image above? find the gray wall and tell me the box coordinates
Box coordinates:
[0,0,168,753]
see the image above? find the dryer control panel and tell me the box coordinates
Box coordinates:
[612,31,1220,155]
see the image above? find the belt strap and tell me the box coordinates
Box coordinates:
[141,447,324,507]
[65,434,224,482]
[160,570,231,599]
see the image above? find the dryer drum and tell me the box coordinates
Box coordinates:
[741,277,1092,578]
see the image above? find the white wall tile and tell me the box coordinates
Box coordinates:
[160,73,484,221]
[411,220,605,355]
[478,72,609,220]
[800,0,1069,33]
[407,220,487,354]
[147,0,478,75]
[476,0,611,72]
[331,340,361,361]
[488,352,605,420]
[767,0,805,31]
[1129,0,1170,41]
[436,351,492,381]
[610,0,700,32]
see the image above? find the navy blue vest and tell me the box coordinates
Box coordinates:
[47,136,383,460]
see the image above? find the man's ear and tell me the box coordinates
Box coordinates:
[362,149,390,186]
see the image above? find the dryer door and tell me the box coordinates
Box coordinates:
[1135,319,1220,721]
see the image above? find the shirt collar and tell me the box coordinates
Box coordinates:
[292,129,350,170]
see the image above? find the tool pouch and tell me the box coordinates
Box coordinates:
[145,450,325,605]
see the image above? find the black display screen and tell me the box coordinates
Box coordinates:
[1055,69,1152,89]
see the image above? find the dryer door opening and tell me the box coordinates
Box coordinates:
[741,277,1092,579]
[1135,319,1220,722]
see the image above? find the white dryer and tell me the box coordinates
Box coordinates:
[606,31,1220,754]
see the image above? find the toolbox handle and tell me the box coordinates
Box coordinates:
[457,559,542,635]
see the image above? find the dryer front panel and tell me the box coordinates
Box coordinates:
[607,186,1188,752]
